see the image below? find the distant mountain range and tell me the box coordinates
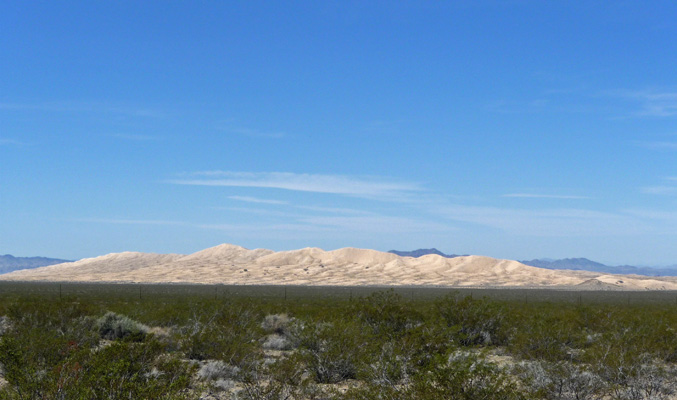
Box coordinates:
[389,249,677,277]
[0,255,71,274]
[388,248,465,258]
[518,258,677,277]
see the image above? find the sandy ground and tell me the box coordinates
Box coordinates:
[1,244,676,290]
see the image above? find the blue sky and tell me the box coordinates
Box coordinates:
[2,1,677,265]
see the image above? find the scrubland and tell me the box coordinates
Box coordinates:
[0,290,675,399]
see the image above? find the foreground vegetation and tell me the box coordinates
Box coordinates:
[0,289,675,399]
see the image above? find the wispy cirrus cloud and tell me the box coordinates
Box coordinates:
[502,193,591,200]
[637,141,677,150]
[300,215,452,233]
[0,101,163,118]
[640,176,677,195]
[108,133,161,141]
[77,218,184,226]
[641,186,677,195]
[0,138,29,146]
[227,127,286,139]
[623,209,677,222]
[226,195,369,215]
[611,89,677,117]
[487,98,550,114]
[169,171,421,198]
[228,196,288,205]
[435,204,648,236]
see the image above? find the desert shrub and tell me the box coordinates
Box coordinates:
[399,322,456,369]
[261,313,295,351]
[262,334,293,350]
[261,313,292,335]
[354,290,416,338]
[341,384,409,400]
[59,339,194,399]
[238,354,321,400]
[196,359,241,393]
[515,360,605,400]
[196,359,241,381]
[295,320,368,384]
[609,360,676,400]
[363,341,409,387]
[178,304,262,365]
[0,328,72,399]
[436,294,508,346]
[0,313,193,399]
[0,316,10,336]
[508,310,585,362]
[96,311,150,341]
[590,352,676,400]
[408,351,526,400]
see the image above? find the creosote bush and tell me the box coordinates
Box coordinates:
[96,311,150,341]
[295,320,367,384]
[261,313,292,335]
[436,294,508,346]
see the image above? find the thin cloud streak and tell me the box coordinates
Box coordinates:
[611,89,677,117]
[301,215,453,233]
[228,196,288,205]
[435,204,650,236]
[502,193,591,199]
[77,218,185,225]
[641,186,677,195]
[636,141,677,150]
[227,196,368,214]
[0,138,29,146]
[0,101,163,118]
[169,171,421,198]
[108,133,161,141]
[198,223,331,233]
[227,127,286,139]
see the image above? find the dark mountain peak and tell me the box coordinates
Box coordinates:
[520,257,677,277]
[388,248,461,258]
[0,255,72,274]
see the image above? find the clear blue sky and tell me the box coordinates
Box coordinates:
[2,1,677,265]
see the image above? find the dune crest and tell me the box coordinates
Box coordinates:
[1,244,676,290]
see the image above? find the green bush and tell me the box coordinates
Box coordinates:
[96,311,150,341]
[354,290,420,339]
[409,351,526,400]
[295,320,368,384]
[436,294,508,346]
[177,304,261,365]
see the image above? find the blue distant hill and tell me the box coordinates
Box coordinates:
[388,248,464,258]
[0,254,72,274]
[519,257,677,277]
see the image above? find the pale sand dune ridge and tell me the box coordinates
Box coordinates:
[1,244,676,290]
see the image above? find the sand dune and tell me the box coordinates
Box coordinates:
[1,244,676,290]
